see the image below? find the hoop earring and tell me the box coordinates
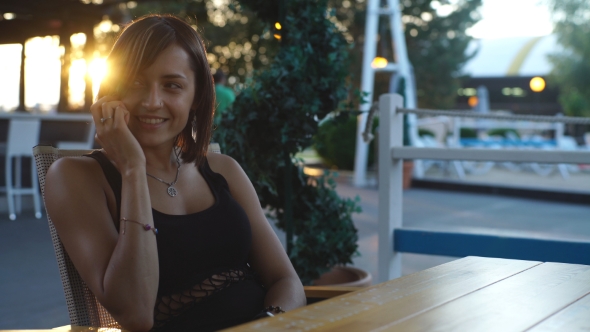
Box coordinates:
[191,116,197,141]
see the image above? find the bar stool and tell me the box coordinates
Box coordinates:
[3,118,43,220]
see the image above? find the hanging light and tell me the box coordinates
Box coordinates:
[371,57,388,69]
[530,77,546,92]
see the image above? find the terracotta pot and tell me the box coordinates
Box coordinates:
[312,266,372,287]
[403,161,414,190]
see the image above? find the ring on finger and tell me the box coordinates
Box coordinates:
[100,117,113,124]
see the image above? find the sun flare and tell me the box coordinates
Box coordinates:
[88,57,108,97]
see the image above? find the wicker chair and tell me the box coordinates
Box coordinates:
[33,144,355,328]
[33,145,121,328]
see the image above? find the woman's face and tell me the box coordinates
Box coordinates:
[120,43,196,149]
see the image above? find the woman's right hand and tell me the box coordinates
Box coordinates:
[91,95,146,173]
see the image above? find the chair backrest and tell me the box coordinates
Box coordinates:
[33,143,221,328]
[8,118,41,156]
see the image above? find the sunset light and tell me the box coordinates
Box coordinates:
[23,36,60,111]
[89,57,108,97]
[69,59,88,109]
[0,34,107,112]
[0,44,21,111]
[66,55,108,109]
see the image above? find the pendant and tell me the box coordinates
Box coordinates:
[167,186,178,197]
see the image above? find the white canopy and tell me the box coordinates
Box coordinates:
[462,34,563,77]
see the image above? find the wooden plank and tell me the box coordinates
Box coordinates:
[394,229,590,265]
[225,257,540,331]
[527,292,590,331]
[383,262,590,332]
[303,286,361,299]
[390,147,590,164]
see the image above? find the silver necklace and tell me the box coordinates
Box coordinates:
[146,150,181,197]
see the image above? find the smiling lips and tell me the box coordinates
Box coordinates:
[139,117,166,124]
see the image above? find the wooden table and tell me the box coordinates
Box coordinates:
[2,256,588,332]
[227,256,590,331]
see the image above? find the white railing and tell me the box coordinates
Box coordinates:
[377,93,590,282]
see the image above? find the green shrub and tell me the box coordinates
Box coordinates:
[460,128,477,138]
[487,128,521,138]
[313,115,379,170]
[419,128,436,137]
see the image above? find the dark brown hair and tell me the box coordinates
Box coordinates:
[98,14,214,166]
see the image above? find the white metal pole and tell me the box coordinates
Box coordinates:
[388,0,422,178]
[353,0,379,187]
[378,93,404,282]
[388,0,414,108]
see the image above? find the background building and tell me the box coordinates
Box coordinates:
[457,35,562,115]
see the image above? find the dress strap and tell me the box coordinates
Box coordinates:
[198,157,230,191]
[84,150,122,226]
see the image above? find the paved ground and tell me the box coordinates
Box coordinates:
[1,172,589,329]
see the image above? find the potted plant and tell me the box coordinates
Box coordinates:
[218,0,368,285]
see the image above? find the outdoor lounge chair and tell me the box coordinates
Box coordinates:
[33,144,357,328]
[4,118,43,220]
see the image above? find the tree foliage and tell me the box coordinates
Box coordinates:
[328,0,481,109]
[403,0,481,108]
[548,0,590,117]
[126,0,279,88]
[217,0,361,284]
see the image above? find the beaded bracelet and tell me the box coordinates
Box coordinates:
[264,306,285,314]
[121,218,158,235]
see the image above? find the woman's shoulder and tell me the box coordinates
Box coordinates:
[204,153,247,188]
[48,153,101,173]
[46,153,106,189]
[44,153,118,223]
[205,152,240,175]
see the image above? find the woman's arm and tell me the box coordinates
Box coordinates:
[46,158,158,331]
[208,154,306,311]
[45,98,159,331]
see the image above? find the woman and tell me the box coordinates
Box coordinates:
[45,14,306,331]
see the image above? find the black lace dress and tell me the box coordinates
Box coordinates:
[85,151,266,331]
